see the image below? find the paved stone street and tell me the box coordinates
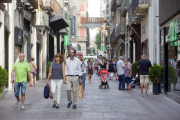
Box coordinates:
[0,75,180,120]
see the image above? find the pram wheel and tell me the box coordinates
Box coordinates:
[99,85,102,89]
[107,85,109,89]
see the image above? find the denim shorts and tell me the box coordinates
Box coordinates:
[14,82,26,96]
[125,77,131,83]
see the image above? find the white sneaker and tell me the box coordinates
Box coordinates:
[21,106,25,110]
[14,102,20,108]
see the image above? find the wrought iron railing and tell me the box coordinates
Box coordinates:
[110,28,115,41]
[115,23,125,36]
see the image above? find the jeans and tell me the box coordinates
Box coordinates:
[51,80,63,104]
[82,73,86,90]
[119,74,125,90]
[14,82,26,96]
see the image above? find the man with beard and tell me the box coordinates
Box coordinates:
[64,49,82,109]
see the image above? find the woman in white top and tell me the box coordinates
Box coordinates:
[29,57,37,86]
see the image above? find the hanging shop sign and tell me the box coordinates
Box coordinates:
[14,27,23,45]
[70,16,76,39]
[4,10,10,31]
[64,35,69,46]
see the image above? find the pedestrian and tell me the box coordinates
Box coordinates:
[11,53,32,110]
[108,60,115,80]
[87,58,94,83]
[113,59,118,80]
[50,57,55,67]
[94,59,99,75]
[29,57,37,86]
[46,53,65,109]
[64,48,82,109]
[98,55,102,64]
[99,58,109,71]
[137,55,152,97]
[125,58,132,90]
[79,55,88,90]
[172,58,179,91]
[117,56,127,90]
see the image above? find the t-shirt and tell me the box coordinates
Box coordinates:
[94,61,99,67]
[88,62,93,70]
[12,61,31,83]
[81,61,88,73]
[137,59,152,75]
[114,62,117,68]
[100,63,107,69]
[108,63,115,72]
[117,60,125,75]
[173,62,179,77]
[124,62,132,77]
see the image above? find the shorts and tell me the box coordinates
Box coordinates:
[174,77,177,84]
[140,75,149,84]
[31,71,35,75]
[14,82,26,96]
[125,77,131,83]
[109,72,114,77]
[95,67,98,71]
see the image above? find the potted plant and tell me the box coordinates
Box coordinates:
[149,65,163,94]
[167,65,176,91]
[46,62,51,78]
[132,62,140,78]
[0,66,8,99]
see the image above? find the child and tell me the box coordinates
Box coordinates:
[135,73,138,79]
[101,73,108,83]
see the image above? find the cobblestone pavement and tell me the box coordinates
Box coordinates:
[0,75,180,120]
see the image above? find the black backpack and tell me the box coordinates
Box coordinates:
[177,60,180,68]
[44,85,49,99]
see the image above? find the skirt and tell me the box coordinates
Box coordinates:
[88,69,93,75]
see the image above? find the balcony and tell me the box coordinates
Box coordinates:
[121,0,131,17]
[42,0,61,15]
[110,28,115,42]
[128,4,135,26]
[115,23,125,37]
[132,0,150,17]
[0,0,12,3]
[111,0,116,12]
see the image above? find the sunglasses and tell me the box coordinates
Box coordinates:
[55,56,60,58]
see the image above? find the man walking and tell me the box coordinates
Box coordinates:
[137,55,152,97]
[65,49,82,109]
[79,55,88,90]
[117,56,127,90]
[11,53,32,110]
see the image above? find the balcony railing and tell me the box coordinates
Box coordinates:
[42,0,60,15]
[111,0,116,11]
[121,0,131,17]
[110,28,115,41]
[132,0,150,14]
[115,23,125,36]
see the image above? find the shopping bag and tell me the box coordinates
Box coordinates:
[78,84,83,99]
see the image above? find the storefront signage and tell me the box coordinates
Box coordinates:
[169,18,179,46]
[14,27,23,45]
[70,16,76,39]
[23,11,31,21]
[64,35,69,46]
[43,12,49,27]
[4,10,10,31]
[81,17,105,23]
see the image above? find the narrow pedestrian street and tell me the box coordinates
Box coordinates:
[0,75,180,120]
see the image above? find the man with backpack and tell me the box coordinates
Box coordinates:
[79,55,88,90]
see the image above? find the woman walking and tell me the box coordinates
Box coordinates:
[94,59,99,75]
[99,59,109,71]
[87,58,94,83]
[29,57,37,86]
[46,53,65,109]
[108,60,115,80]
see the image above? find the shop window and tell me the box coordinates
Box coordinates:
[77,44,81,51]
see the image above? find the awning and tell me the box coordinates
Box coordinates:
[50,14,69,31]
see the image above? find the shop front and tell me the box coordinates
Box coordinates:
[160,14,180,103]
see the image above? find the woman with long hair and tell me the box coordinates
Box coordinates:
[87,58,94,83]
[29,57,37,86]
[46,53,65,109]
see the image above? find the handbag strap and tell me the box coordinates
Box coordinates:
[31,62,36,69]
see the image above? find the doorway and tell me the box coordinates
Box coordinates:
[4,30,9,88]
[36,43,40,81]
[49,35,54,61]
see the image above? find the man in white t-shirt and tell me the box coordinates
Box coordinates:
[80,55,88,90]
[117,56,127,90]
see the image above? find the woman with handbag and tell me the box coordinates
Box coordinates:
[46,53,65,109]
[29,57,37,86]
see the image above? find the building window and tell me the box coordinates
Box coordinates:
[77,44,81,51]
[142,25,146,37]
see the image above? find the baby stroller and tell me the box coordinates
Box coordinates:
[131,76,140,88]
[99,69,109,89]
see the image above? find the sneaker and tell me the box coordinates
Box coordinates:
[145,93,148,97]
[72,105,76,109]
[53,104,56,108]
[21,106,25,110]
[67,102,72,108]
[104,86,106,89]
[14,102,20,108]
[141,94,144,97]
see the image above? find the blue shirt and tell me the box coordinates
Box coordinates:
[50,61,54,67]
[114,62,117,68]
